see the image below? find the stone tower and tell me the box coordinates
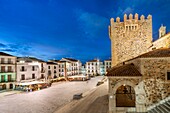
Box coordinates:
[159,24,166,38]
[109,13,153,66]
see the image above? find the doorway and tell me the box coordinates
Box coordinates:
[116,85,135,107]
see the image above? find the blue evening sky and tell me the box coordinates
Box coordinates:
[0,0,169,63]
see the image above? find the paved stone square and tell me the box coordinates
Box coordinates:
[0,76,104,113]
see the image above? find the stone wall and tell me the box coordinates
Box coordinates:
[125,58,170,106]
[141,58,170,106]
[109,14,152,66]
[151,33,170,50]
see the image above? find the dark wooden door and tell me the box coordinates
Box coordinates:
[1,75,5,82]
[8,75,11,82]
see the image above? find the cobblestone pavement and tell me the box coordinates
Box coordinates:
[0,76,104,113]
[54,81,109,113]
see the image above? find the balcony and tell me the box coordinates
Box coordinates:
[0,80,16,83]
[0,70,14,73]
[0,62,15,64]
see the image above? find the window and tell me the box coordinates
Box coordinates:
[8,66,12,72]
[8,75,12,82]
[1,75,5,82]
[48,66,50,69]
[41,74,44,79]
[1,58,4,63]
[21,74,25,80]
[8,58,12,64]
[32,66,35,71]
[54,70,56,73]
[32,74,35,79]
[21,66,25,71]
[167,72,170,80]
[126,26,128,30]
[54,66,56,69]
[1,66,5,72]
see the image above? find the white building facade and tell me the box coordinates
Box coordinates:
[104,59,112,74]
[0,52,16,90]
[47,62,59,80]
[86,59,101,77]
[60,58,82,76]
[17,57,47,83]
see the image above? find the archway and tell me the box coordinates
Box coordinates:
[2,84,6,90]
[109,80,137,113]
[10,84,13,89]
[116,84,135,107]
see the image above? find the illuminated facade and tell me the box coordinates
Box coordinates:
[17,57,47,82]
[47,62,59,79]
[0,52,16,90]
[107,13,170,113]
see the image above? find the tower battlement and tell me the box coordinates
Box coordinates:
[110,13,152,23]
[109,13,153,66]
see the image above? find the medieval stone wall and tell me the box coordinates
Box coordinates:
[151,33,170,50]
[141,58,170,106]
[109,14,153,66]
[124,58,170,106]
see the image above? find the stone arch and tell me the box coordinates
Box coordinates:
[112,80,136,94]
[110,80,137,113]
[116,85,136,107]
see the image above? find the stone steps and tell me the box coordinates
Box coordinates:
[148,100,170,113]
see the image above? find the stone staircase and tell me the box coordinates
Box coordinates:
[148,98,170,113]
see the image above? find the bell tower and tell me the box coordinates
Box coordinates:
[159,24,166,38]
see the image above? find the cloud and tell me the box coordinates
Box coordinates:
[75,9,108,39]
[123,7,134,14]
[0,48,16,52]
[0,43,6,47]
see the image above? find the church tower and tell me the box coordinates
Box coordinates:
[109,13,153,66]
[159,24,166,38]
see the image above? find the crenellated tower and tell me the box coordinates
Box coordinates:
[109,13,153,66]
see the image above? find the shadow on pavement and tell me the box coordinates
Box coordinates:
[85,94,109,113]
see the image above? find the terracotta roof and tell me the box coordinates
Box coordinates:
[137,48,170,58]
[62,58,78,62]
[47,62,58,65]
[106,63,142,77]
[125,48,170,63]
[0,52,15,57]
[104,59,111,61]
[17,57,45,62]
[87,59,99,62]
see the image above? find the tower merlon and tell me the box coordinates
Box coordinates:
[135,13,138,20]
[110,18,114,25]
[129,14,133,20]
[124,14,127,21]
[140,15,145,20]
[116,17,120,22]
[147,14,152,20]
